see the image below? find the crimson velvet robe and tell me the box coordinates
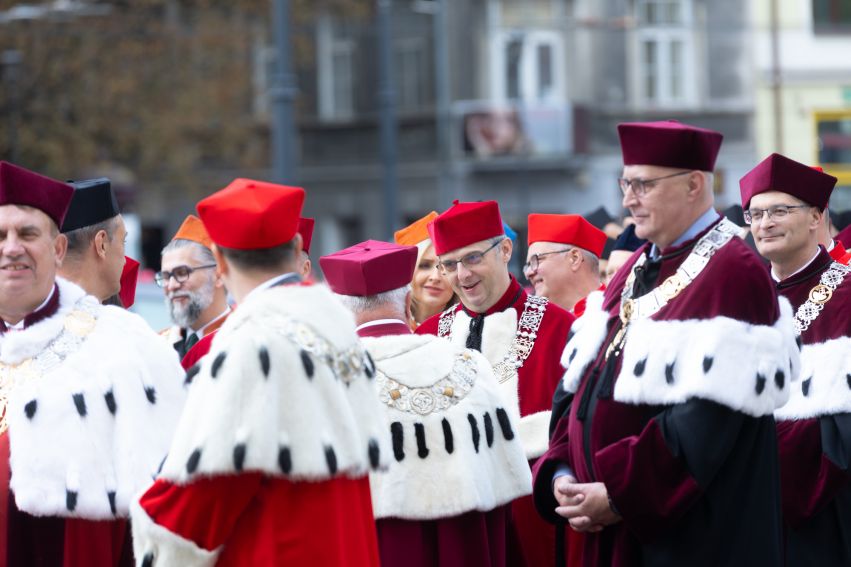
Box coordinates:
[534,219,793,567]
[357,320,514,567]
[774,247,851,566]
[418,277,574,567]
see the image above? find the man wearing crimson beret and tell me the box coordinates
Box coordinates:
[322,240,532,567]
[131,178,388,567]
[0,162,186,566]
[740,153,851,566]
[415,200,574,567]
[533,121,799,565]
[525,214,607,316]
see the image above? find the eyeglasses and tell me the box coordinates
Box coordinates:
[523,248,573,273]
[618,170,692,197]
[437,238,504,273]
[154,264,217,287]
[743,204,811,225]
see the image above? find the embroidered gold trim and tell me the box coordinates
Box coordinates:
[376,350,477,416]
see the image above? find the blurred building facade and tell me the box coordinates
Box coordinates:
[281,0,757,259]
[753,0,851,210]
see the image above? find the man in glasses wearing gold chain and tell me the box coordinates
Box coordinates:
[532,121,799,566]
[158,215,230,363]
[415,200,574,567]
[0,161,186,566]
[322,239,531,567]
[740,153,851,566]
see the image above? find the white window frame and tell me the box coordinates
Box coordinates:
[394,37,427,113]
[317,13,356,121]
[631,0,698,109]
[491,28,565,103]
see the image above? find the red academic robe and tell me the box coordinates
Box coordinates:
[417,277,574,567]
[533,218,795,566]
[1,278,185,567]
[357,320,517,567]
[2,286,131,567]
[774,247,851,566]
[572,284,606,318]
[134,283,385,567]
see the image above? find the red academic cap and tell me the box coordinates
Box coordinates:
[298,217,315,254]
[119,256,140,309]
[618,120,723,172]
[320,240,417,296]
[0,161,74,228]
[428,200,504,255]
[528,214,608,258]
[197,178,305,250]
[739,153,837,209]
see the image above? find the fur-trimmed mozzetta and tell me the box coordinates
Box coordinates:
[560,291,609,395]
[131,499,219,567]
[561,293,800,417]
[775,337,851,420]
[516,410,551,460]
[362,334,531,520]
[158,284,391,484]
[6,278,186,519]
[442,307,548,458]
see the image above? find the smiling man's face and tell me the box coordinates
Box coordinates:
[0,204,65,317]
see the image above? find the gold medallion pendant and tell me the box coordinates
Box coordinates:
[808,284,832,305]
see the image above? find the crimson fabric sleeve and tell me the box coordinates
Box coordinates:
[139,474,263,552]
[777,415,851,528]
[594,399,751,542]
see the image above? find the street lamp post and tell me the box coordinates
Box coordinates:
[377,0,399,241]
[270,0,298,183]
[1,49,22,163]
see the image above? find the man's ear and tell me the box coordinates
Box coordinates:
[94,229,109,260]
[500,237,513,263]
[53,233,68,267]
[686,171,704,200]
[212,244,228,278]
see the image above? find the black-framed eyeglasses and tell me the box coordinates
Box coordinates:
[523,248,573,273]
[154,264,217,287]
[618,170,692,197]
[743,204,811,225]
[437,238,504,273]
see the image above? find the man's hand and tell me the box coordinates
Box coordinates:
[553,478,621,533]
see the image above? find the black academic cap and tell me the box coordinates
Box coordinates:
[61,177,120,233]
[612,224,646,253]
[722,204,745,227]
[584,206,614,230]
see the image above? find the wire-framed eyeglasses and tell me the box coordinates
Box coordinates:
[437,238,504,273]
[618,170,692,197]
[743,204,811,225]
[154,264,217,287]
[523,248,573,273]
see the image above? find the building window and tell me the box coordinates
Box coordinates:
[493,29,564,102]
[394,38,427,113]
[317,14,357,121]
[813,0,851,34]
[633,0,697,108]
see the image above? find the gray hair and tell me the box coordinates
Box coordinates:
[336,285,410,314]
[64,216,121,256]
[161,239,216,266]
[580,249,599,275]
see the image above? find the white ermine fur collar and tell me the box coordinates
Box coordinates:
[561,293,800,417]
[6,277,186,519]
[775,337,851,420]
[362,334,531,520]
[445,307,550,459]
[157,284,391,484]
